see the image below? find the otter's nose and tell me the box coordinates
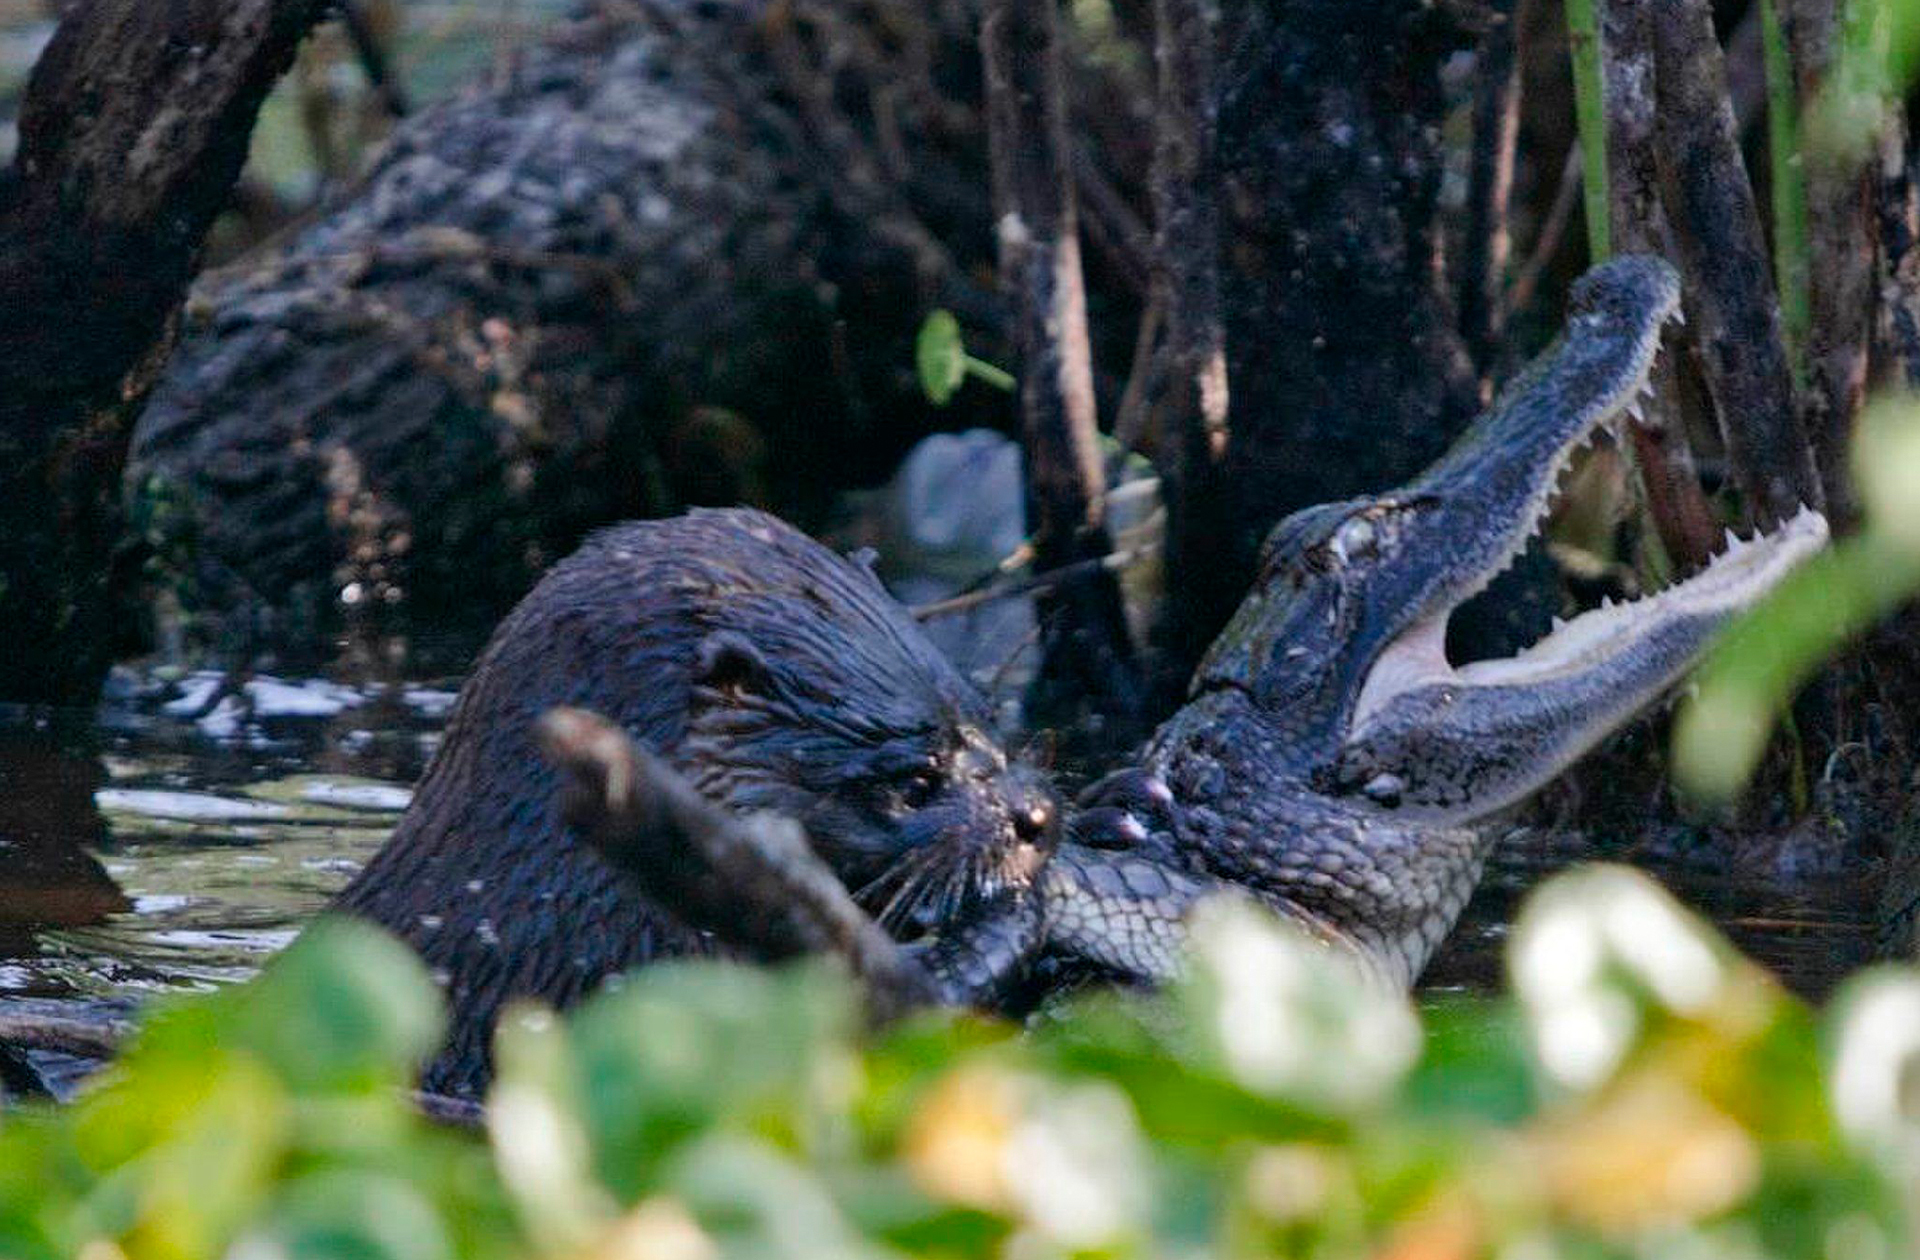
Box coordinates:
[1013,796,1054,845]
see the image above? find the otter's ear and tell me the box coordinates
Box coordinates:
[694,630,775,702]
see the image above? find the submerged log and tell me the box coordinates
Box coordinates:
[128,1,1024,664]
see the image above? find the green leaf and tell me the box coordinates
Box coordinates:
[1852,394,1920,547]
[249,1170,455,1260]
[77,1054,290,1260]
[916,310,967,406]
[233,916,446,1092]
[666,1135,898,1260]
[1401,998,1536,1125]
[562,961,860,1198]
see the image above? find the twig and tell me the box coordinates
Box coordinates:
[1108,286,1165,453]
[412,1089,485,1127]
[1505,145,1582,318]
[337,0,411,118]
[1073,147,1153,296]
[1461,0,1524,374]
[911,539,1163,621]
[0,1006,130,1060]
[1722,916,1865,932]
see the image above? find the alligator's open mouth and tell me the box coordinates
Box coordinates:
[1335,255,1828,818]
[1350,500,1828,731]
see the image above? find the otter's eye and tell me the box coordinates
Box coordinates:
[899,768,942,810]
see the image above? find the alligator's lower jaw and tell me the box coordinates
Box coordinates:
[1352,504,1830,728]
[1456,505,1828,687]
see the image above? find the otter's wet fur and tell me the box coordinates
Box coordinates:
[333,509,1057,1096]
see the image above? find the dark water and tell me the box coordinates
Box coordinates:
[1422,825,1882,1003]
[0,669,450,1007]
[0,670,1881,1028]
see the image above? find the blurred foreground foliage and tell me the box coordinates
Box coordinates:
[1675,394,1920,798]
[4,868,1918,1260]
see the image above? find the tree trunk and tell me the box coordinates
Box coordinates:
[1650,0,1825,525]
[1601,0,1721,572]
[1460,0,1525,379]
[1780,0,1873,524]
[0,0,327,703]
[1147,0,1232,678]
[1187,1,1486,656]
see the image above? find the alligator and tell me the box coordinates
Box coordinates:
[926,254,1829,997]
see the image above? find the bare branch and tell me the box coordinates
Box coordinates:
[981,0,1142,734]
[1651,0,1824,524]
[536,707,941,1022]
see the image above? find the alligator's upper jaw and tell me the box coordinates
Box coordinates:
[1350,255,1683,729]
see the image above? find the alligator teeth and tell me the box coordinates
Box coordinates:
[1437,507,1828,694]
[1626,400,1645,423]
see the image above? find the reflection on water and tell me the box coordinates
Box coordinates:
[0,668,1883,1034]
[1422,825,1880,1003]
[0,727,128,962]
[0,669,450,1005]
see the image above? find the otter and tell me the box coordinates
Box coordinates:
[332,509,1057,1096]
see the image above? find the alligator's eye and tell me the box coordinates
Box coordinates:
[1331,515,1378,562]
[1362,772,1405,807]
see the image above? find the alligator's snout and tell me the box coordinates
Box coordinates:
[1329,503,1828,821]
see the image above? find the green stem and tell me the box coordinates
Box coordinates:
[962,355,1016,392]
[1565,0,1611,260]
[1762,0,1811,380]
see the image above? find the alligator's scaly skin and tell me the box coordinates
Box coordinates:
[985,256,1829,992]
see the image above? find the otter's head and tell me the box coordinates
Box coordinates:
[679,614,1058,942]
